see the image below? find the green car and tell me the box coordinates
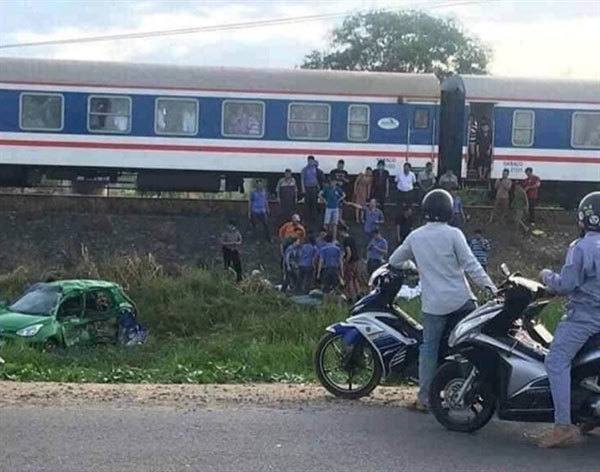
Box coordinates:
[0,280,139,349]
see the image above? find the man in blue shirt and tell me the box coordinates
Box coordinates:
[537,192,600,448]
[297,233,318,294]
[248,179,270,241]
[367,229,388,275]
[301,155,320,224]
[319,179,345,241]
[317,233,343,294]
[283,235,302,292]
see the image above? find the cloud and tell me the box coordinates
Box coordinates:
[1,0,599,79]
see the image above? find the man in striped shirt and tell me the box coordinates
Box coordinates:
[469,229,491,272]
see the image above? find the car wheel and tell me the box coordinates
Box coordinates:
[43,338,60,352]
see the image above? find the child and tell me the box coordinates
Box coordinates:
[367,229,388,275]
[220,220,243,282]
[297,234,318,294]
[395,205,414,245]
[319,179,345,241]
[450,190,466,229]
[469,229,491,272]
[317,233,343,294]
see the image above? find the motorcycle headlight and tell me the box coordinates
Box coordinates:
[16,323,44,337]
[449,312,498,347]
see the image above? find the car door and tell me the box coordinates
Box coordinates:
[83,289,119,344]
[56,292,88,347]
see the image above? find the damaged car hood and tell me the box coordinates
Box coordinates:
[0,310,51,333]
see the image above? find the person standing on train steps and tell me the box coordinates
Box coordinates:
[395,162,416,206]
[301,155,320,224]
[371,159,390,211]
[276,169,298,221]
[467,114,478,169]
[248,179,270,242]
[477,118,493,180]
[522,167,541,224]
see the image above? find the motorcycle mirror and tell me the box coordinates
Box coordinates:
[500,263,511,277]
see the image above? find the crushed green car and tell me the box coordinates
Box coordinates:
[0,280,146,349]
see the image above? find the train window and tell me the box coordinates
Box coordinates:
[413,108,429,129]
[155,98,198,135]
[348,105,369,141]
[88,95,131,134]
[19,93,64,131]
[571,112,600,149]
[222,100,265,138]
[512,110,535,147]
[288,103,330,140]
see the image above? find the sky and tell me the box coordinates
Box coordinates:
[1,0,599,79]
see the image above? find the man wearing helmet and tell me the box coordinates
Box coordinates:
[537,191,600,448]
[389,189,497,412]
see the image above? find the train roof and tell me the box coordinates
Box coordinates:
[452,75,600,104]
[0,57,440,99]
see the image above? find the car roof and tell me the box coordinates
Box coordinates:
[44,280,120,293]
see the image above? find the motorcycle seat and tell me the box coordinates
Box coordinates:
[575,332,600,359]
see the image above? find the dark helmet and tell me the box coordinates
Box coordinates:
[577,191,600,232]
[422,189,453,222]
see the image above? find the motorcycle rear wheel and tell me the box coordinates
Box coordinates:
[429,361,496,432]
[314,332,382,399]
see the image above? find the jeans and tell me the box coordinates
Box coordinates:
[418,300,476,405]
[545,308,600,424]
[528,197,537,223]
[250,212,270,241]
[304,186,319,223]
[222,246,242,282]
[298,266,313,294]
[367,258,383,276]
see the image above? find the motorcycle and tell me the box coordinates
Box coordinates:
[429,263,600,432]
[314,262,466,399]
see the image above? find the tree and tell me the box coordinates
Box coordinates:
[301,10,491,77]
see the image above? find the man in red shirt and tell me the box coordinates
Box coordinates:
[522,167,541,224]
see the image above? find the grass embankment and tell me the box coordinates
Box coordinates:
[0,253,564,384]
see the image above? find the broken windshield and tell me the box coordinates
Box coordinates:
[9,284,61,316]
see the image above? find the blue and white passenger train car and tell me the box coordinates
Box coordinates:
[0,58,440,192]
[439,75,600,202]
[0,57,598,204]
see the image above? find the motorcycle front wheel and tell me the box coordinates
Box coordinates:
[314,332,382,399]
[429,361,496,433]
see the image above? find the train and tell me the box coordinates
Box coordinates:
[0,57,598,206]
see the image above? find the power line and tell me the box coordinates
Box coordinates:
[0,0,490,50]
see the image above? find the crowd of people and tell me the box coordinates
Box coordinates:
[220,155,542,301]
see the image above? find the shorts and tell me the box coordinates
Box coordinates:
[343,260,359,285]
[324,208,340,225]
[321,267,340,293]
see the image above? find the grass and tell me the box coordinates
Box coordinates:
[0,252,566,384]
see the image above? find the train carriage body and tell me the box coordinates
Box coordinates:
[0,58,440,190]
[439,75,600,204]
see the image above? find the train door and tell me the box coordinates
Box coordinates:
[438,76,466,179]
[467,103,495,180]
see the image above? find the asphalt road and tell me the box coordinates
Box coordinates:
[1,404,598,472]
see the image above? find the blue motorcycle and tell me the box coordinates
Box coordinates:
[314,263,464,399]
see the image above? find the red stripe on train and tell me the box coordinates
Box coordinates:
[0,139,434,158]
[1,139,599,164]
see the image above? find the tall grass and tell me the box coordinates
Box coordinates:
[0,249,565,384]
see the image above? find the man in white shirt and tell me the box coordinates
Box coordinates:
[389,189,497,412]
[395,162,416,206]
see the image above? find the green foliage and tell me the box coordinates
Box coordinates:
[301,10,490,77]
[0,266,565,384]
